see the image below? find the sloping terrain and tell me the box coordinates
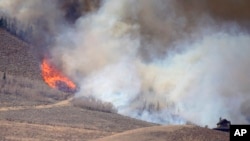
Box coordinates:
[92,125,229,141]
[0,28,229,141]
[0,72,156,140]
[0,71,71,107]
[0,104,155,141]
[0,28,41,80]
[0,28,156,140]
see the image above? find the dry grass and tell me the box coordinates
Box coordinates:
[0,71,156,140]
[0,22,230,141]
[0,120,110,141]
[0,106,156,133]
[0,28,41,80]
[0,103,156,140]
[0,71,118,114]
[72,96,118,113]
[0,71,71,107]
[92,125,229,141]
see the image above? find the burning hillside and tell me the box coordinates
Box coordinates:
[41,58,76,93]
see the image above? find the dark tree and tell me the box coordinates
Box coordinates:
[3,72,6,80]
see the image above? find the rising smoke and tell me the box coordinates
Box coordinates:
[1,0,250,127]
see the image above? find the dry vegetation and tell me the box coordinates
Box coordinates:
[0,70,118,114]
[0,25,230,141]
[0,106,155,133]
[0,120,110,141]
[0,70,156,140]
[92,125,229,141]
[72,96,118,113]
[0,28,41,80]
[0,71,71,107]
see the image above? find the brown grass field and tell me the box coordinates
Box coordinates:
[0,28,229,140]
[92,125,229,141]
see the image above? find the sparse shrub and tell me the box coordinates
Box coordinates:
[72,96,117,113]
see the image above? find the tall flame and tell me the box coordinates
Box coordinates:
[41,58,76,91]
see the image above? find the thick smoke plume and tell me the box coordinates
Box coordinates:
[1,0,250,127]
[0,0,99,57]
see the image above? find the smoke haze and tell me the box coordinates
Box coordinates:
[1,0,250,127]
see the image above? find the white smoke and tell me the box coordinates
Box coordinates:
[0,0,63,30]
[1,0,250,127]
[50,0,250,127]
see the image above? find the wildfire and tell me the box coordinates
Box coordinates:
[41,58,76,92]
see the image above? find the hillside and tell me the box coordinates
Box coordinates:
[0,28,41,80]
[0,28,229,141]
[93,125,229,141]
[0,28,156,140]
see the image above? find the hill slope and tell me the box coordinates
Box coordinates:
[0,28,41,80]
[93,125,229,141]
[0,28,156,140]
[0,28,229,141]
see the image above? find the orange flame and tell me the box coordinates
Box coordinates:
[41,58,76,90]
